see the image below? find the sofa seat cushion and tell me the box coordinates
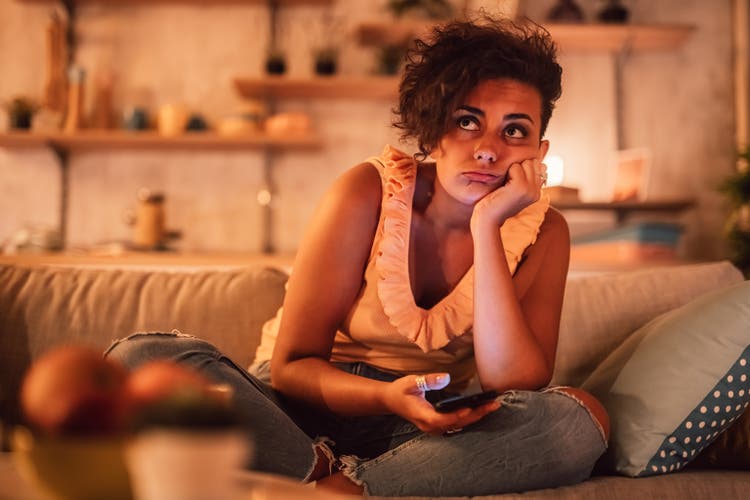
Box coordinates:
[484,470,750,499]
[582,280,750,477]
[0,264,287,426]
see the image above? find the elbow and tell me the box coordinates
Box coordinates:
[269,363,283,392]
[523,356,554,390]
[481,357,554,392]
[269,357,292,393]
[530,363,554,390]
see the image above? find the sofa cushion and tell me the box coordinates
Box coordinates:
[553,261,744,386]
[582,280,750,477]
[0,264,287,426]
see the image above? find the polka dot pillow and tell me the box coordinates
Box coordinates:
[582,280,750,477]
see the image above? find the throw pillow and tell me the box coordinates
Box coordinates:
[582,280,750,477]
[691,407,750,469]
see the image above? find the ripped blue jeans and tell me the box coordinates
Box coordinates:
[105,332,607,497]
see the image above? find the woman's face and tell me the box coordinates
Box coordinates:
[431,78,550,206]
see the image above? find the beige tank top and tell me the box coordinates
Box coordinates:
[254,145,550,390]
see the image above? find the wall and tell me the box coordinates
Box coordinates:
[0,0,738,260]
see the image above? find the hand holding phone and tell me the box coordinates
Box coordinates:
[434,390,499,413]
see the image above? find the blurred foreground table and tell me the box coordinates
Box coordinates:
[0,452,351,500]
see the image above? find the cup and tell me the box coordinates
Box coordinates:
[157,104,189,136]
[125,428,251,500]
[132,190,165,250]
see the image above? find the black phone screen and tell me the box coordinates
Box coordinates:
[433,390,499,413]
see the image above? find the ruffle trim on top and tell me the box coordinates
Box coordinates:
[374,145,550,353]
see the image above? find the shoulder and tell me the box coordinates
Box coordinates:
[298,161,383,260]
[521,207,569,264]
[539,207,569,242]
[323,161,382,215]
[514,207,570,300]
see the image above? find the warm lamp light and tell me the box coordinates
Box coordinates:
[543,154,580,203]
[545,155,565,187]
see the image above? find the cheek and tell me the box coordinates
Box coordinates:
[431,137,455,159]
[504,145,544,164]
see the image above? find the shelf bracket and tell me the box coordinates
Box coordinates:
[50,144,70,249]
[260,148,276,254]
[268,0,280,52]
[60,0,77,67]
[614,36,634,150]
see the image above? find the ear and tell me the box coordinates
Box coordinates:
[538,140,550,160]
[430,142,443,159]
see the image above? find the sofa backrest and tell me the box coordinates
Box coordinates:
[0,260,743,427]
[0,264,287,426]
[553,261,745,387]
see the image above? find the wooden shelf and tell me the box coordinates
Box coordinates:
[234,76,400,100]
[356,21,694,53]
[0,130,322,151]
[553,199,696,224]
[0,131,49,148]
[547,23,694,52]
[17,0,332,5]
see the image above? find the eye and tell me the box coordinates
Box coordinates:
[456,115,480,131]
[504,125,528,139]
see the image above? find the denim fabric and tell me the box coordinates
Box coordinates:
[105,332,606,497]
[105,332,317,480]
[342,389,607,496]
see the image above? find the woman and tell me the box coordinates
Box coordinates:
[107,16,609,497]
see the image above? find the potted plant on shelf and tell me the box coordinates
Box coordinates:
[386,0,454,19]
[4,96,39,130]
[719,147,750,277]
[376,45,406,75]
[313,47,338,76]
[265,49,287,76]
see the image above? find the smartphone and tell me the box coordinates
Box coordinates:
[434,390,499,413]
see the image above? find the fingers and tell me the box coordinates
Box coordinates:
[507,159,547,189]
[414,373,450,393]
[421,400,502,436]
[537,161,548,186]
[521,158,547,186]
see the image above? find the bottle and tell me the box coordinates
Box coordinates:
[90,71,114,129]
[63,66,86,133]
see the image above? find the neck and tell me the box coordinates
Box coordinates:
[423,183,474,232]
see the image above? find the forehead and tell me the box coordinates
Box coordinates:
[462,78,543,120]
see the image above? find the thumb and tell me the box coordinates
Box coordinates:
[415,373,450,392]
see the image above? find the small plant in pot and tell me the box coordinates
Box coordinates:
[718,148,750,277]
[4,96,39,130]
[386,0,453,19]
[314,47,338,76]
[376,45,406,75]
[265,50,287,76]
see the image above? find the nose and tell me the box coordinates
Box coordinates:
[473,141,497,165]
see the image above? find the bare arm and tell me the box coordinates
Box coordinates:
[270,162,388,415]
[271,162,500,431]
[471,160,570,392]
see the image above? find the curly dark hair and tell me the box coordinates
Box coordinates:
[394,15,562,160]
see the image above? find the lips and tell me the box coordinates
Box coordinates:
[462,171,500,184]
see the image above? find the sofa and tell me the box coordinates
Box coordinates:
[1,259,749,499]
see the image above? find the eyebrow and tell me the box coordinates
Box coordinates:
[456,105,535,123]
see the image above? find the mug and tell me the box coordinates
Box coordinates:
[157,104,189,136]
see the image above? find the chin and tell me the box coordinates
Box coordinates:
[452,188,490,207]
